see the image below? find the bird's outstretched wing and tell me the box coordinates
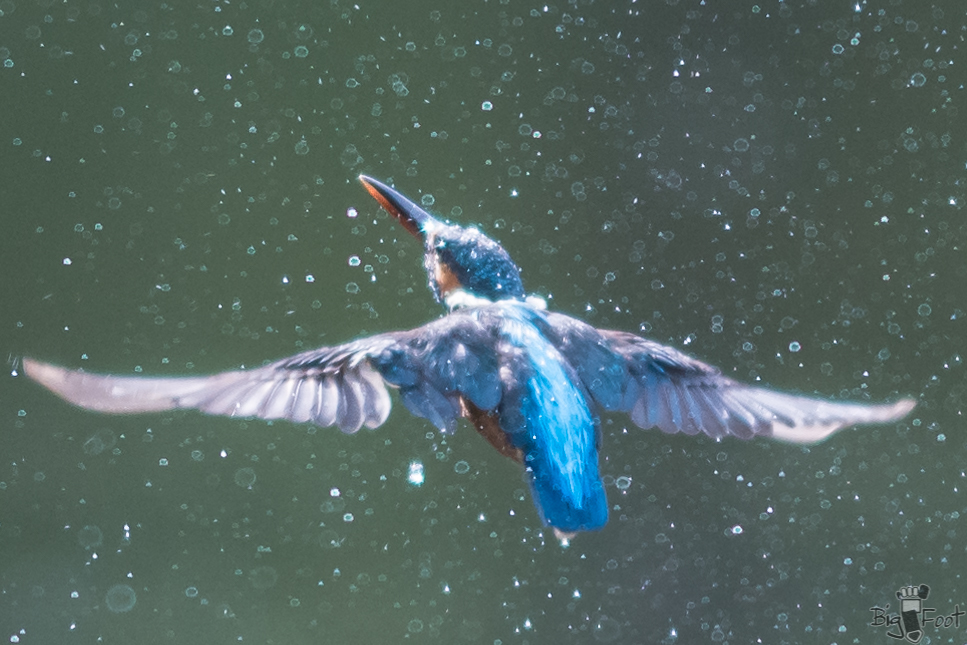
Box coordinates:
[21,342,396,434]
[21,312,504,434]
[542,313,916,444]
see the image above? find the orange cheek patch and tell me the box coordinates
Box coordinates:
[434,261,462,296]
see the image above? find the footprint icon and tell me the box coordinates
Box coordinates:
[896,584,930,643]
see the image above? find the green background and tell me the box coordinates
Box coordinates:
[1,0,962,643]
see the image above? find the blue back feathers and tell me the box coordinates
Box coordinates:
[495,304,608,532]
[381,300,609,532]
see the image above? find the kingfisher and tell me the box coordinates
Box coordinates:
[22,175,916,538]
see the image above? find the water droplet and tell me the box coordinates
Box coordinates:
[105,584,137,613]
[234,467,256,488]
[592,615,622,642]
[78,525,103,549]
[319,497,345,514]
[248,566,278,589]
[83,428,117,455]
[407,461,425,486]
[318,530,343,549]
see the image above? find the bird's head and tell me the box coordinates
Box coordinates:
[359,175,525,305]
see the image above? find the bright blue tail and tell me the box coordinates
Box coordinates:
[497,304,608,532]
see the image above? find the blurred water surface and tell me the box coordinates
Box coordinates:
[1,1,962,643]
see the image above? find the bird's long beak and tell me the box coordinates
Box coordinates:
[358,175,439,239]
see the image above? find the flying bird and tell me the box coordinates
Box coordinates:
[22,175,916,538]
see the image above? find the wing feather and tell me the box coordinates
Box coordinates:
[338,372,372,434]
[648,377,675,433]
[235,380,283,418]
[288,378,316,423]
[313,377,339,428]
[22,308,505,435]
[358,364,392,429]
[542,313,916,444]
[260,377,299,420]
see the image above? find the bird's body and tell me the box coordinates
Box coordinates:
[22,175,917,537]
